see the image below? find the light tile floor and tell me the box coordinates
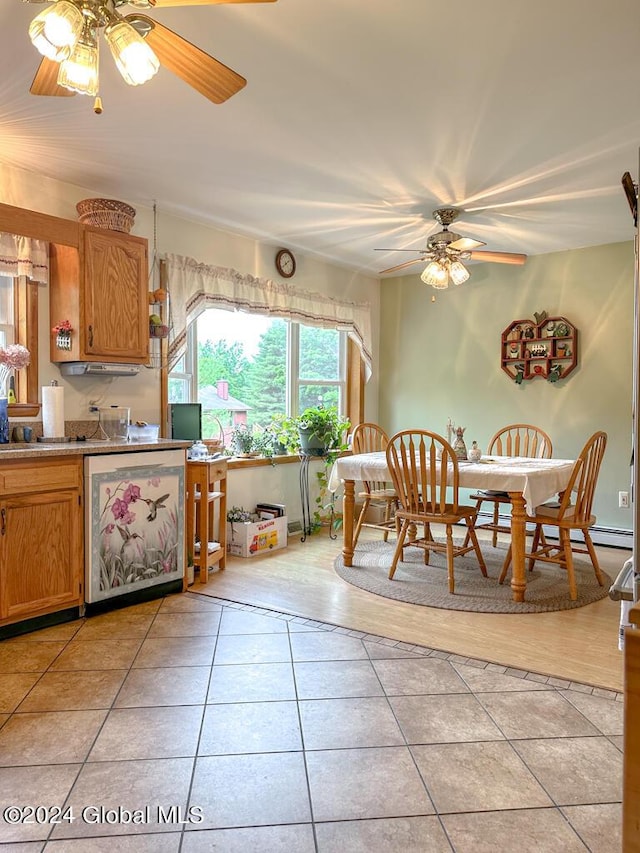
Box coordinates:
[0,593,623,852]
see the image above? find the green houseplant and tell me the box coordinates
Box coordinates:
[297,405,350,534]
[271,413,302,456]
[231,424,258,457]
[296,405,350,458]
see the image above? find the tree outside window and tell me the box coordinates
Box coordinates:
[168,308,346,440]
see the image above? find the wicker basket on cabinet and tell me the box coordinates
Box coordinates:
[76,198,136,233]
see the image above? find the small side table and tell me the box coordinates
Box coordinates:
[186,459,227,585]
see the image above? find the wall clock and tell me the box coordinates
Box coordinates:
[275,248,296,278]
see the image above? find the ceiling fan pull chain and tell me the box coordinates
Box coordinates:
[93,95,103,115]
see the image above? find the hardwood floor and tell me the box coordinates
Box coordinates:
[194,530,629,693]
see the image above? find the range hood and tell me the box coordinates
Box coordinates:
[59,363,141,377]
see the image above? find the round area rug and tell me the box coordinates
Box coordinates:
[334,540,613,613]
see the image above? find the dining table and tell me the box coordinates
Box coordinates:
[328,451,576,603]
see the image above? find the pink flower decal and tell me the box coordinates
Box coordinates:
[123,484,141,504]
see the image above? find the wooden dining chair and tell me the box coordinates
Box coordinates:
[386,430,487,593]
[467,423,553,547]
[351,422,399,549]
[498,431,607,601]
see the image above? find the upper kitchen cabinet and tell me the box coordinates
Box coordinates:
[50,226,149,364]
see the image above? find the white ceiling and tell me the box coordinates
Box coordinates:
[1,0,640,277]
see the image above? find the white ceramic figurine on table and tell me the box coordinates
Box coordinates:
[468,440,482,462]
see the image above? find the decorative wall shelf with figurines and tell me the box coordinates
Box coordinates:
[501,311,577,384]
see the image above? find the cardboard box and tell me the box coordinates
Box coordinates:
[226,516,288,558]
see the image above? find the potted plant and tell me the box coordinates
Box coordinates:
[296,405,350,535]
[231,424,258,457]
[252,426,276,459]
[296,405,350,458]
[226,505,253,540]
[270,413,301,455]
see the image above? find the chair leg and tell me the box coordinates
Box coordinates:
[583,529,605,586]
[466,518,487,576]
[382,499,391,542]
[462,498,481,548]
[528,525,542,572]
[492,501,499,547]
[445,525,455,594]
[560,528,578,601]
[423,523,434,565]
[353,497,370,549]
[388,520,408,580]
[498,546,512,584]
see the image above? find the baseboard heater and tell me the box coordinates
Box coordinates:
[476,510,632,550]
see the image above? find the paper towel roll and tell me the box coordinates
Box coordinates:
[42,384,65,438]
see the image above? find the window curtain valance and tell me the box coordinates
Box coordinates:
[0,233,49,284]
[163,253,373,379]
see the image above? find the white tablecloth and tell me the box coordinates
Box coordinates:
[329,452,575,515]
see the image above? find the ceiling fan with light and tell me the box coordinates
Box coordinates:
[376,207,527,289]
[24,0,276,113]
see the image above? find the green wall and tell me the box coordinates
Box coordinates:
[379,240,634,531]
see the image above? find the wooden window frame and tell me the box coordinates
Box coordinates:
[160,317,365,440]
[8,276,39,417]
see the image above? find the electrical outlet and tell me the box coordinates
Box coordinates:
[619,491,630,509]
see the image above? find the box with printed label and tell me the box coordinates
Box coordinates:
[226,516,288,558]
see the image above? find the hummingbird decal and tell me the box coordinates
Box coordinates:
[143,494,170,522]
[117,525,143,560]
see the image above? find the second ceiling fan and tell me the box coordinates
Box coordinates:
[376,207,527,288]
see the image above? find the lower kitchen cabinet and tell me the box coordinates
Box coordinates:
[0,458,83,627]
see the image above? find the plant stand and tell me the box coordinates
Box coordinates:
[299,452,336,541]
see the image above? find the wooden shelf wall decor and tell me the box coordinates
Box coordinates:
[501,311,578,384]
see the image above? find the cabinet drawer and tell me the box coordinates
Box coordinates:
[0,460,82,495]
[207,462,227,482]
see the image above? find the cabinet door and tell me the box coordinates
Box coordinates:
[82,228,149,362]
[0,490,82,622]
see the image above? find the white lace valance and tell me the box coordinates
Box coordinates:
[0,233,49,284]
[163,253,372,379]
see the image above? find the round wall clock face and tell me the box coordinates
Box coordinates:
[275,249,296,278]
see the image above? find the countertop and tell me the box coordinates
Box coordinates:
[0,438,192,461]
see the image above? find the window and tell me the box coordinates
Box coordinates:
[168,308,347,439]
[0,274,39,415]
[0,275,13,349]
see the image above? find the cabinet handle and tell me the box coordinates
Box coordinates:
[88,325,93,347]
[0,508,5,536]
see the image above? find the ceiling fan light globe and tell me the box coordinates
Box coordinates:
[105,21,160,86]
[29,1,84,62]
[57,38,99,96]
[449,260,470,285]
[421,260,449,289]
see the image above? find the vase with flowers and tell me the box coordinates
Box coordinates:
[0,344,30,443]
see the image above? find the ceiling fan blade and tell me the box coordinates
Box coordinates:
[374,248,428,253]
[138,16,246,103]
[379,258,427,275]
[30,58,75,97]
[149,0,276,6]
[449,236,486,251]
[469,250,527,265]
